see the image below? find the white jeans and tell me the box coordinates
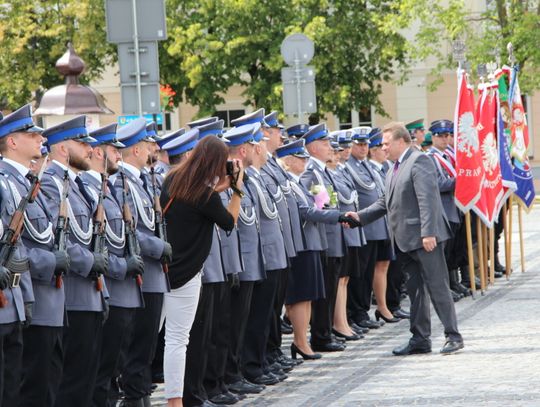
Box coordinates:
[163,273,202,399]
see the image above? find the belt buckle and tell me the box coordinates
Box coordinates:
[11,273,21,288]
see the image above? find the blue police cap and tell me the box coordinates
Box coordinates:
[40,144,48,156]
[0,104,43,138]
[89,123,125,148]
[156,128,186,149]
[231,108,265,127]
[162,128,199,157]
[368,127,382,148]
[302,123,330,145]
[198,119,225,139]
[263,111,284,129]
[338,130,353,146]
[351,126,372,144]
[276,138,310,159]
[331,140,343,151]
[116,117,154,148]
[429,119,454,135]
[286,124,309,138]
[223,124,258,146]
[252,122,269,143]
[43,115,96,146]
[146,122,158,139]
[187,116,218,129]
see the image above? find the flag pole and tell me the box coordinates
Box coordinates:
[506,195,514,277]
[482,223,489,288]
[518,204,525,272]
[465,212,476,295]
[489,227,495,284]
[476,217,486,293]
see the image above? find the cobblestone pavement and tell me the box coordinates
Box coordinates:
[150,204,540,406]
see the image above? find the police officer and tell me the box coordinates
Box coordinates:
[40,115,109,407]
[405,119,426,150]
[344,127,387,330]
[114,118,172,407]
[154,128,186,175]
[300,123,347,352]
[0,106,41,407]
[84,124,146,407]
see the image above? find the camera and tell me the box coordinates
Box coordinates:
[226,160,235,176]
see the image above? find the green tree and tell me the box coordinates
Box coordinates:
[0,0,115,109]
[161,0,409,119]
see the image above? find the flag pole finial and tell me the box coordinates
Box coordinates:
[452,39,466,69]
[507,42,516,67]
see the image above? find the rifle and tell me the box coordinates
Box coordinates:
[53,168,70,289]
[90,163,108,292]
[120,165,143,287]
[0,157,49,307]
[150,166,169,274]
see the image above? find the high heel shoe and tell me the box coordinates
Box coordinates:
[375,310,400,323]
[290,343,322,360]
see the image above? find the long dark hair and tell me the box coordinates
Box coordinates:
[166,136,228,206]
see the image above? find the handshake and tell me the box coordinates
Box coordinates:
[338,212,361,228]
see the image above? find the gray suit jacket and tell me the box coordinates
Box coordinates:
[359,148,452,253]
[82,172,144,309]
[246,167,288,271]
[0,161,63,326]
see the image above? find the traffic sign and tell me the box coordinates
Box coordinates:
[121,83,161,115]
[280,33,314,66]
[118,113,163,126]
[105,0,167,43]
[118,41,160,84]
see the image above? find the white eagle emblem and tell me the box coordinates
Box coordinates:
[457,112,479,157]
[481,132,498,175]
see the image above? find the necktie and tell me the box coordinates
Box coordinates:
[393,160,400,175]
[75,176,95,206]
[140,172,150,194]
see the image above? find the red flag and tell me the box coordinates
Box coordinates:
[473,82,505,227]
[454,69,483,212]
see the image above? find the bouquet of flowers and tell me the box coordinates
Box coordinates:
[310,183,337,209]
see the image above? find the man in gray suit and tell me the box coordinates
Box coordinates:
[346,122,464,355]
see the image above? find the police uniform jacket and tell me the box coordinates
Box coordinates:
[260,156,296,258]
[113,164,169,293]
[246,167,288,271]
[218,191,244,276]
[345,157,389,241]
[40,161,106,312]
[201,226,226,284]
[82,171,144,308]
[427,147,461,224]
[300,158,346,257]
[0,160,63,326]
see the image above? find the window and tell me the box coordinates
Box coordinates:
[215,109,245,128]
[337,108,372,129]
[338,111,352,130]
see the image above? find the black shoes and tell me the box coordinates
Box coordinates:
[392,309,410,319]
[310,341,345,352]
[228,378,265,394]
[277,353,302,366]
[291,342,322,360]
[440,340,464,354]
[209,391,240,405]
[247,373,279,386]
[374,310,400,323]
[356,319,383,329]
[350,322,370,334]
[392,342,432,356]
[332,329,363,341]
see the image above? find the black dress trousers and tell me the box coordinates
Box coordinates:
[224,281,254,385]
[183,283,215,407]
[242,269,282,380]
[20,325,64,407]
[386,258,405,313]
[121,292,164,400]
[0,322,23,407]
[54,311,103,407]
[347,241,377,323]
[310,255,342,346]
[92,306,136,407]
[266,266,290,362]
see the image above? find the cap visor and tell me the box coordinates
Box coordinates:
[26,125,44,133]
[110,140,126,148]
[79,135,98,144]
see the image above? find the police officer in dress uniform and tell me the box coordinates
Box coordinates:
[154,128,186,175]
[300,123,348,352]
[85,124,146,407]
[114,118,172,407]
[39,116,109,407]
[222,124,269,387]
[344,127,387,330]
[0,105,67,407]
[405,119,426,150]
[0,107,41,407]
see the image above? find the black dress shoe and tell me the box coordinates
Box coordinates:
[440,340,464,354]
[269,369,288,381]
[311,341,346,352]
[209,391,240,405]
[270,361,292,374]
[494,270,504,278]
[248,373,279,386]
[119,399,145,407]
[451,290,462,302]
[290,343,322,360]
[392,309,410,319]
[350,322,370,334]
[227,378,265,394]
[277,354,300,367]
[356,319,382,329]
[392,342,432,356]
[331,333,346,343]
[374,310,400,323]
[332,329,363,340]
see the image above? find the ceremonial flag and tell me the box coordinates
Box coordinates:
[508,66,535,210]
[495,69,517,204]
[473,81,505,228]
[454,69,483,212]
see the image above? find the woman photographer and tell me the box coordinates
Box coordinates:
[160,136,243,407]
